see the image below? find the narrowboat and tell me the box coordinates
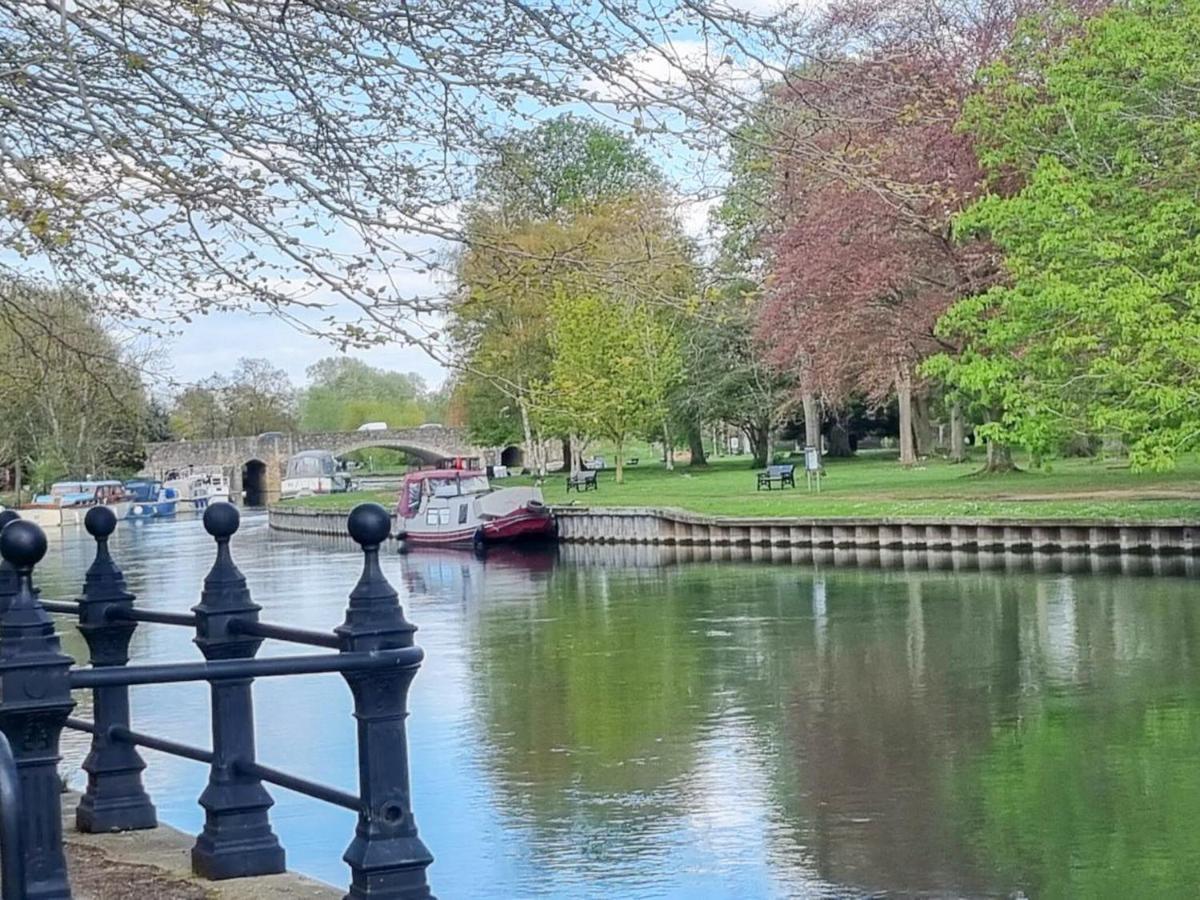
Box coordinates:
[395,469,555,548]
[280,450,352,500]
[21,480,132,528]
[124,480,179,520]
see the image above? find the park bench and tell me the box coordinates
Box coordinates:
[627,458,639,466]
[566,469,599,492]
[756,463,796,491]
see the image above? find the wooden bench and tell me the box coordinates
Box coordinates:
[626,458,639,466]
[566,470,598,492]
[756,464,796,491]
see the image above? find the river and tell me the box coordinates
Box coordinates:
[32,514,1200,898]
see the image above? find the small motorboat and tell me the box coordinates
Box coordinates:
[124,479,179,520]
[395,468,555,548]
[21,480,132,528]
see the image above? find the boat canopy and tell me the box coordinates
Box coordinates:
[398,469,490,517]
[286,450,339,479]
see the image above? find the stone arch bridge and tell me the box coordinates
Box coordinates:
[143,426,495,506]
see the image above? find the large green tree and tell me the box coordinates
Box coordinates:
[931,0,1200,470]
[451,117,692,474]
[540,291,682,484]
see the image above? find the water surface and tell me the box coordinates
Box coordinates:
[33,517,1200,898]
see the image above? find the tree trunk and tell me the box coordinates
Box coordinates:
[826,422,853,457]
[662,419,674,471]
[802,391,820,450]
[982,408,1016,473]
[896,368,917,467]
[949,402,966,463]
[560,437,570,473]
[747,420,770,467]
[518,399,535,476]
[687,423,707,467]
[984,438,1015,473]
[615,437,625,484]
[13,457,21,504]
[569,432,580,476]
[912,393,934,457]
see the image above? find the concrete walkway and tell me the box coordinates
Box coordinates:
[61,794,340,899]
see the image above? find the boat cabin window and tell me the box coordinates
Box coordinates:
[458,503,468,524]
[459,474,489,495]
[425,507,450,526]
[429,478,458,498]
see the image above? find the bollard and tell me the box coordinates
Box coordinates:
[190,502,285,879]
[0,520,74,899]
[75,506,157,833]
[338,504,434,899]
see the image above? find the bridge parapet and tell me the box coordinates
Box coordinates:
[145,427,488,476]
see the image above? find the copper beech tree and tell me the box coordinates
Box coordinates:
[753,0,1053,468]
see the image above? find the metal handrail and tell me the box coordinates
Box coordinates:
[0,731,25,899]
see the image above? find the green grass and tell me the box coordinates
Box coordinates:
[280,450,1200,521]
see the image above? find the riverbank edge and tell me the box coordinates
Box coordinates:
[61,792,340,899]
[268,504,1200,554]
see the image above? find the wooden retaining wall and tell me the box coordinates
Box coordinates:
[270,504,1200,555]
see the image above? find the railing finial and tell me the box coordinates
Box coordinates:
[77,502,157,834]
[0,510,21,610]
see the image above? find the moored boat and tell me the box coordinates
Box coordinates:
[163,468,231,511]
[280,450,352,500]
[124,479,179,520]
[21,480,132,528]
[395,469,555,548]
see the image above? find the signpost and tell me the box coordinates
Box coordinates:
[804,446,822,492]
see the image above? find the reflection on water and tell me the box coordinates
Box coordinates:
[31,518,1200,898]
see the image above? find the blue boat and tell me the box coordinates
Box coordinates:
[124,480,179,519]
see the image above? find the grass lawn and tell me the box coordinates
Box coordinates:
[281,450,1200,521]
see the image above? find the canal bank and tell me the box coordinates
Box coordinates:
[269,503,1200,554]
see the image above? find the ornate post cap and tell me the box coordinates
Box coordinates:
[0,519,47,572]
[84,506,117,539]
[347,503,391,548]
[0,509,20,531]
[203,502,240,540]
[0,511,21,605]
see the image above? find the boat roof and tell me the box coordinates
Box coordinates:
[53,480,122,488]
[402,469,482,482]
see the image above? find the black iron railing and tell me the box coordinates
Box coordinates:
[0,502,433,900]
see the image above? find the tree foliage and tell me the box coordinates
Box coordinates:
[0,282,153,488]
[931,0,1200,470]
[299,357,432,432]
[168,358,296,439]
[540,291,682,483]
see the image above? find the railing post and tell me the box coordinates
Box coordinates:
[190,502,285,880]
[75,506,157,833]
[338,504,433,899]
[0,520,74,899]
[0,510,20,612]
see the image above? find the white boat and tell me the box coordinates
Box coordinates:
[163,468,231,511]
[280,451,352,500]
[21,480,132,528]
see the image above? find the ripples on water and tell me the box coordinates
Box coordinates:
[32,515,1200,898]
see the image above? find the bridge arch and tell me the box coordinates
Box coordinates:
[242,459,269,507]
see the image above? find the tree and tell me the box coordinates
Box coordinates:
[0,282,153,491]
[675,283,794,468]
[450,118,693,474]
[930,0,1200,471]
[299,357,429,432]
[168,358,296,438]
[540,291,682,484]
[0,2,792,342]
